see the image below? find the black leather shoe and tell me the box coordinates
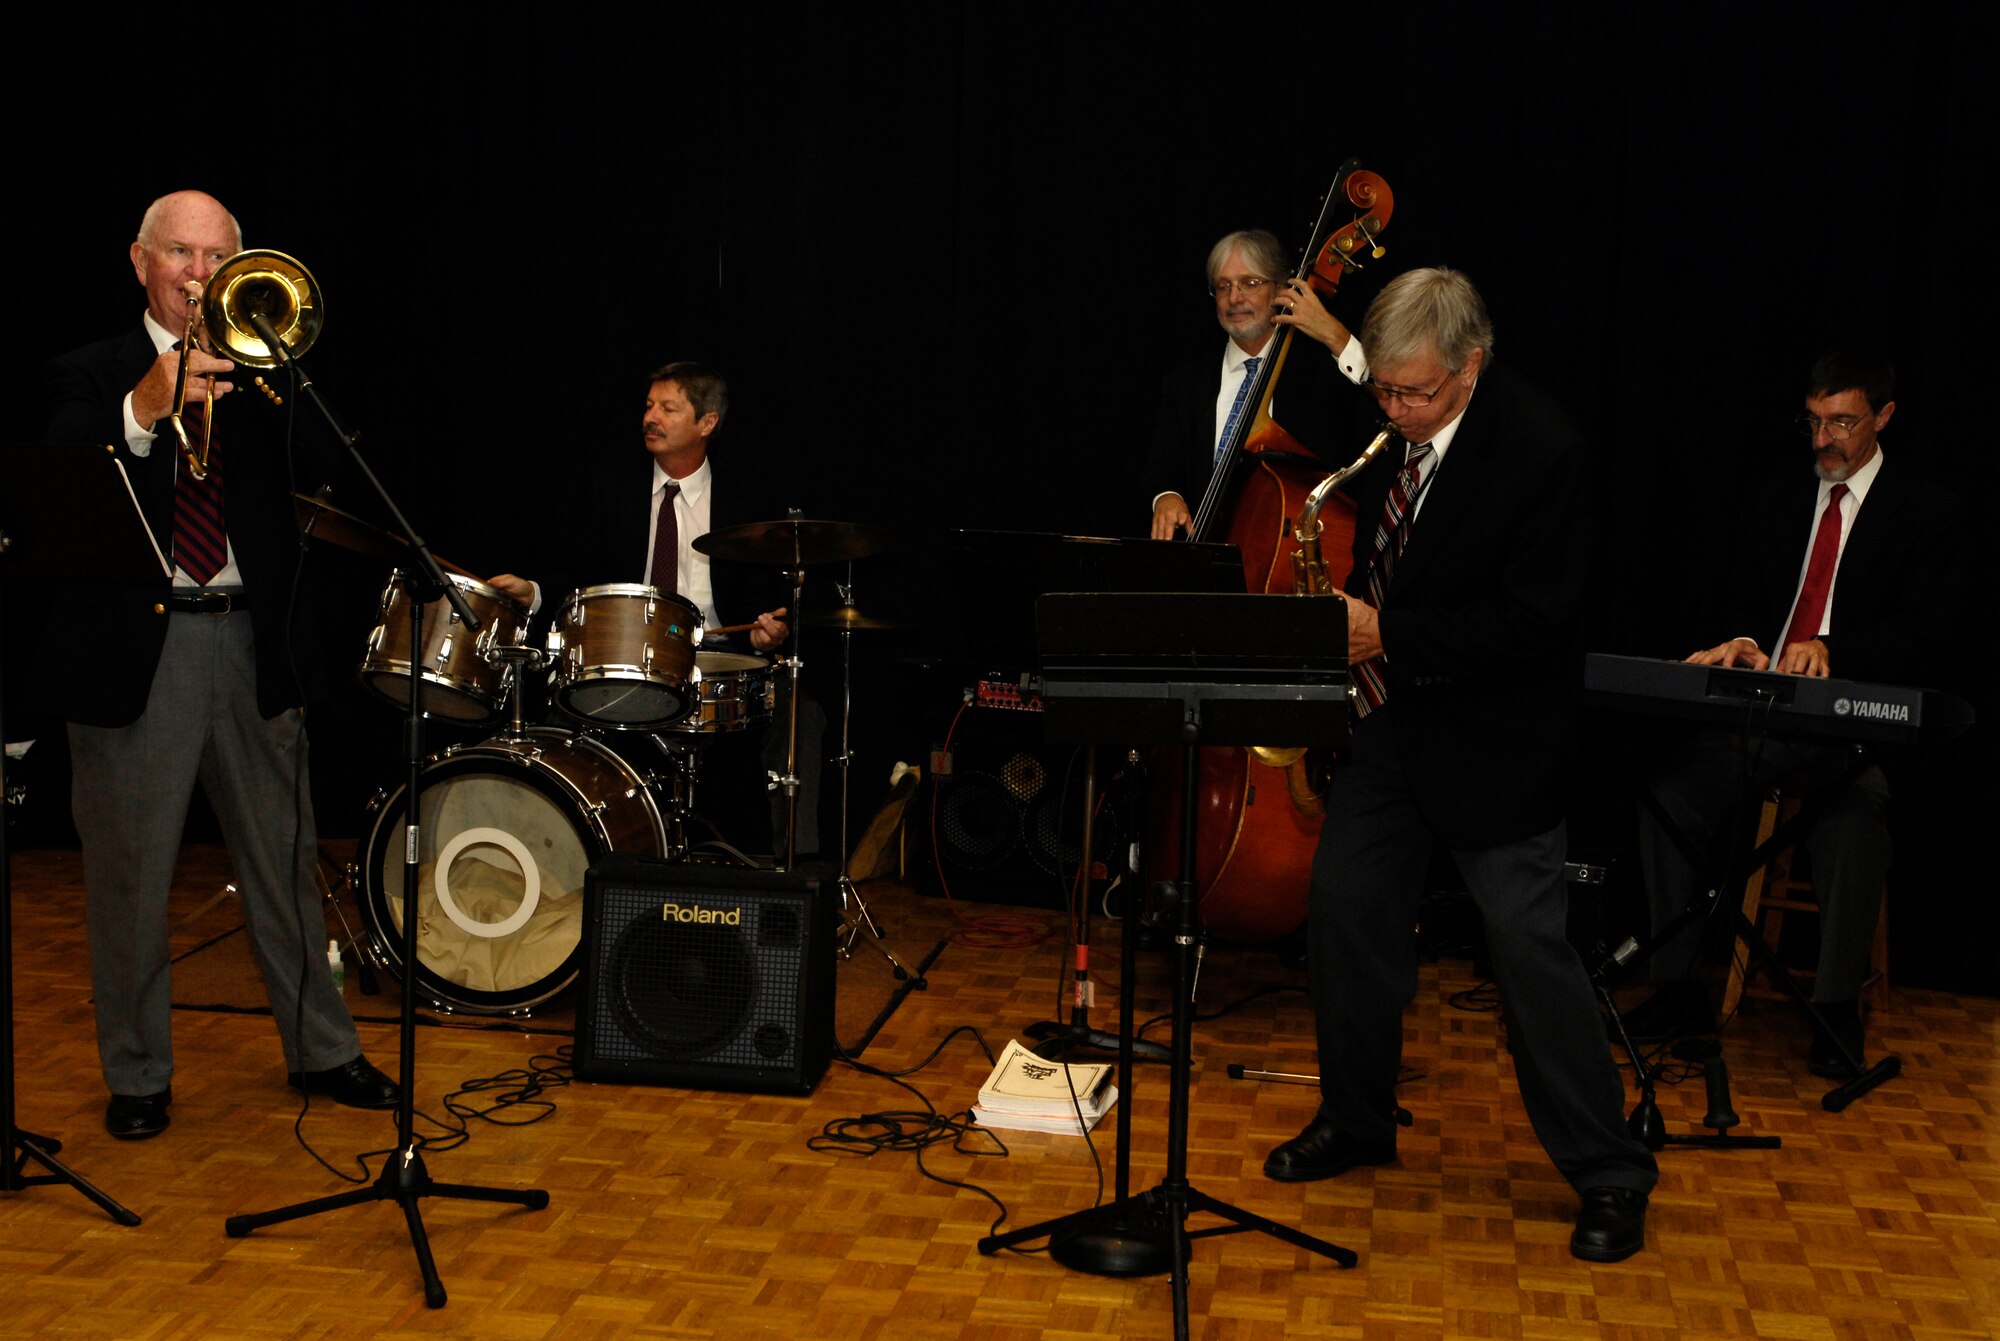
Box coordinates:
[1263,1118,1395,1183]
[1616,981,1716,1045]
[105,1088,172,1140]
[1570,1187,1648,1262]
[1807,999,1865,1078]
[288,1055,400,1109]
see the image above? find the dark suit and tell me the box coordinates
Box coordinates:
[36,322,364,1097]
[1307,361,1657,1194]
[1640,453,1967,999]
[1139,335,1349,525]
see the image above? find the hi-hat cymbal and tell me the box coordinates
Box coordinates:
[693,518,896,566]
[293,493,471,576]
[804,606,906,631]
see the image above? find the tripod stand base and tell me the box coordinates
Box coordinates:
[7,1127,142,1226]
[224,1146,548,1308]
[1047,1197,1185,1276]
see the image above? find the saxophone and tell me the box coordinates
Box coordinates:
[1292,425,1397,594]
[1252,426,1400,805]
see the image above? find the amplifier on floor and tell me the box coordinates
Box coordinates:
[576,857,834,1094]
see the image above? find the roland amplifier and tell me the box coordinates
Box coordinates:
[576,857,835,1094]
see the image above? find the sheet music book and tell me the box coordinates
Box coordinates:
[971,1039,1119,1135]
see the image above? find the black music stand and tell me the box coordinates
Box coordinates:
[977,593,1356,1341]
[941,531,1243,1062]
[215,330,546,1308]
[0,446,145,1226]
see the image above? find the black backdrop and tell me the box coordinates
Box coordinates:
[8,3,1992,989]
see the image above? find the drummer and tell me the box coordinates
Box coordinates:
[490,360,822,855]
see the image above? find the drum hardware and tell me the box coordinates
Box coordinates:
[694,513,900,873]
[360,572,530,724]
[820,576,918,982]
[548,584,701,730]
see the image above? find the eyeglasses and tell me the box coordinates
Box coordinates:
[1798,414,1870,441]
[1209,277,1274,298]
[1364,372,1453,408]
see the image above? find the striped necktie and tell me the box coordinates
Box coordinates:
[1215,356,1261,463]
[171,410,227,585]
[1352,441,1433,716]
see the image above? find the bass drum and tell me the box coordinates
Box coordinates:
[358,728,677,1015]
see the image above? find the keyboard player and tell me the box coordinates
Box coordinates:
[1624,349,1968,1076]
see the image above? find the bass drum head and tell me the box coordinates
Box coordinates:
[358,729,671,1015]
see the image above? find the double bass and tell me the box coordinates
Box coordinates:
[1147,159,1394,944]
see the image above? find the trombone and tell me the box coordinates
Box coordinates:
[167,250,324,480]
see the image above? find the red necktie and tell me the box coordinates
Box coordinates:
[1780,483,1849,651]
[171,416,227,585]
[1353,442,1432,715]
[649,481,681,592]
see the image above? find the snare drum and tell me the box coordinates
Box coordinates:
[666,650,776,735]
[357,727,678,1015]
[359,571,529,723]
[549,583,701,729]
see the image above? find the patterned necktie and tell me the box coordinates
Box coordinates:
[1353,441,1434,715]
[1779,482,1850,651]
[1215,355,1261,463]
[649,481,681,592]
[171,407,227,585]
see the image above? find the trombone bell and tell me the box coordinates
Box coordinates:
[201,250,323,368]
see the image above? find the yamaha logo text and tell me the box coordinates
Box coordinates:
[1833,697,1911,722]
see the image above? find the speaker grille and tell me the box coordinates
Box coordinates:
[577,860,832,1092]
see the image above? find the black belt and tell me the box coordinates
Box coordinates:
[167,590,248,614]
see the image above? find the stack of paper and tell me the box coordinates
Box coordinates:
[972,1039,1119,1135]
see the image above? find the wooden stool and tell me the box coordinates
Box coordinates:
[1720,789,1889,1016]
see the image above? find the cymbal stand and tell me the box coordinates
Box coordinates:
[769,535,807,873]
[827,577,914,981]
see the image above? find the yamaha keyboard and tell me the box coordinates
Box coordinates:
[1585,653,1973,745]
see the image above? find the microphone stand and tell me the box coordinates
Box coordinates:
[220,318,547,1309]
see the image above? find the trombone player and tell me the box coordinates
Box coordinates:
[29,189,395,1141]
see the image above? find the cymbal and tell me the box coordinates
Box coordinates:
[804,606,905,631]
[293,493,471,576]
[693,518,896,566]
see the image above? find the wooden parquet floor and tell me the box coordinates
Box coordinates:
[4,843,1998,1339]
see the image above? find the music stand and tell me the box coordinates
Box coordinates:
[0,445,145,1226]
[941,531,1243,1061]
[977,592,1355,1341]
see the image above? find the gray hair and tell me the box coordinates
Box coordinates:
[1205,229,1289,288]
[1359,266,1495,372]
[135,191,244,253]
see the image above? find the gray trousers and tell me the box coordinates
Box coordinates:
[69,611,362,1095]
[1638,728,1890,1004]
[1308,709,1658,1195]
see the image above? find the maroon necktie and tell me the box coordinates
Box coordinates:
[1780,482,1849,651]
[171,415,227,585]
[1352,442,1432,715]
[649,481,681,592]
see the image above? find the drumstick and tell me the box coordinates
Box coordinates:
[706,621,756,636]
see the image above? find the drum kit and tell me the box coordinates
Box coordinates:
[301,495,905,1016]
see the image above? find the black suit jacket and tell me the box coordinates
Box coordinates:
[1722,455,1965,687]
[1139,334,1350,526]
[31,324,339,726]
[1347,360,1589,848]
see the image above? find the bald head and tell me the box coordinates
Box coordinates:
[130,191,243,332]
